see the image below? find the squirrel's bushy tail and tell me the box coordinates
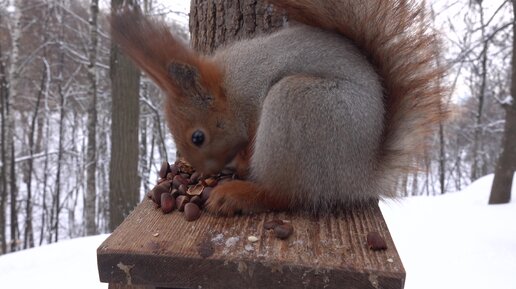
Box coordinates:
[268,0,447,196]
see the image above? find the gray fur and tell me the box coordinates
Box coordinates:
[212,25,385,210]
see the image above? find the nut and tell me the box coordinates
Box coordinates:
[169,163,179,176]
[263,219,284,230]
[178,184,188,195]
[171,188,181,198]
[187,183,204,196]
[190,195,203,207]
[176,195,190,212]
[367,232,387,251]
[159,161,170,178]
[172,175,188,189]
[184,203,201,221]
[160,193,175,214]
[189,171,200,184]
[201,187,213,203]
[151,182,171,206]
[176,159,195,174]
[273,224,293,239]
[203,178,218,187]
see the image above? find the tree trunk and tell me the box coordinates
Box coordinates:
[489,106,516,204]
[51,1,68,243]
[439,121,446,194]
[53,53,66,243]
[0,38,7,254]
[22,64,45,249]
[471,2,488,181]
[488,0,516,204]
[98,114,110,233]
[411,172,419,196]
[109,0,141,231]
[85,0,99,236]
[190,0,284,54]
[39,59,51,246]
[7,1,22,252]
[140,110,149,194]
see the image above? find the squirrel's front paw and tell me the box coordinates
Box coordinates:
[206,180,262,216]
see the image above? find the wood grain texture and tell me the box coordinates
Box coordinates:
[98,199,404,289]
[109,283,155,289]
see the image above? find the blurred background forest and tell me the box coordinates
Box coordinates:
[0,0,514,255]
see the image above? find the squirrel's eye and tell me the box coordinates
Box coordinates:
[191,130,205,147]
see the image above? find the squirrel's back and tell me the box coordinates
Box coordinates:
[214,25,383,131]
[215,25,381,102]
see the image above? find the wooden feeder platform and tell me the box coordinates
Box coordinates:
[97,198,405,289]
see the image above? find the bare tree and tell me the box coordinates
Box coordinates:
[470,0,489,181]
[85,0,99,236]
[109,0,141,231]
[489,0,516,204]
[0,30,8,255]
[6,0,22,252]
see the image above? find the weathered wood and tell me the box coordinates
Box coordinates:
[109,283,155,289]
[98,199,405,289]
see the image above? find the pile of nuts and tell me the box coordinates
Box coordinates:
[148,159,295,240]
[147,159,238,221]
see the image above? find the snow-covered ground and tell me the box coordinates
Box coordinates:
[381,174,516,289]
[0,174,514,289]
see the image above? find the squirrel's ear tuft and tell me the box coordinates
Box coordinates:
[167,61,217,106]
[168,62,200,91]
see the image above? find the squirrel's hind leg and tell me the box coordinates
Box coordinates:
[252,74,384,211]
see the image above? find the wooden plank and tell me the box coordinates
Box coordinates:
[109,283,155,289]
[98,199,405,289]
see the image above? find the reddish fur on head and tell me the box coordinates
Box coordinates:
[110,8,248,174]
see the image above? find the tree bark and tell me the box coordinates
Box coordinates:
[489,106,516,204]
[39,59,51,246]
[22,63,45,249]
[85,0,99,236]
[7,0,22,252]
[109,0,141,231]
[439,121,446,194]
[0,37,7,254]
[488,0,516,204]
[190,0,284,54]
[471,2,488,181]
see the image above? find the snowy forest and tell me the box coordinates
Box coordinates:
[0,0,514,255]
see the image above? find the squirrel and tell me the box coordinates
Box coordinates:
[110,0,446,215]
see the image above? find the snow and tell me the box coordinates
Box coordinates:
[0,235,109,289]
[501,95,513,106]
[381,174,516,289]
[0,174,514,289]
